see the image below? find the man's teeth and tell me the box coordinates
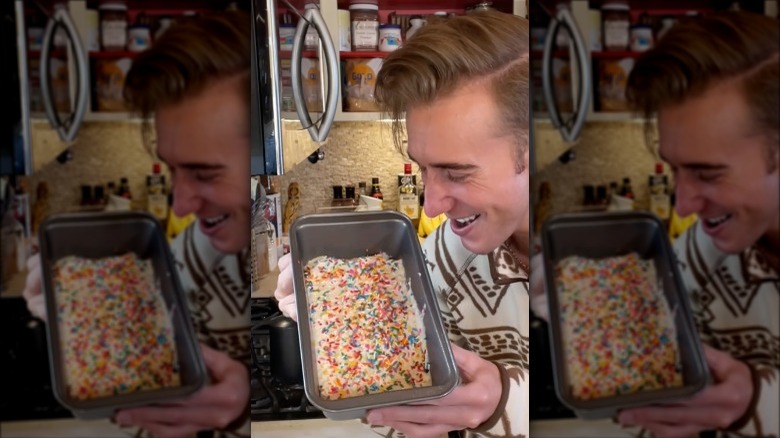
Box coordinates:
[203,214,229,227]
[705,214,731,227]
[454,214,480,226]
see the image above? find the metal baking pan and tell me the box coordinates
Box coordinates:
[290,211,459,420]
[39,211,207,419]
[541,211,708,419]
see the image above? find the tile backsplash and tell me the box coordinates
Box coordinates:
[29,120,414,220]
[30,118,665,234]
[532,119,669,231]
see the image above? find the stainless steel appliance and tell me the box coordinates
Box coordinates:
[540,2,590,143]
[250,0,340,176]
[2,1,32,176]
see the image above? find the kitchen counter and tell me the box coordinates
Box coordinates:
[0,419,129,437]
[252,418,392,437]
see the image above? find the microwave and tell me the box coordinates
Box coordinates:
[250,0,340,176]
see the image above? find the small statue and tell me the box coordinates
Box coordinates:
[31,182,49,234]
[282,182,300,234]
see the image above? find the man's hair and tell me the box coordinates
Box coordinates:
[627,12,779,166]
[123,11,250,146]
[375,11,529,170]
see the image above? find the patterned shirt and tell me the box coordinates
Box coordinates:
[674,221,779,437]
[373,220,528,437]
[169,222,251,437]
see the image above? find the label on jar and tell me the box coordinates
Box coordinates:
[102,20,127,50]
[604,21,629,51]
[352,21,378,50]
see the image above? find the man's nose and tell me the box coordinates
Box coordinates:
[674,178,704,218]
[422,174,454,218]
[171,176,202,217]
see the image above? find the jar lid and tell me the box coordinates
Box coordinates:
[379,24,401,29]
[601,2,630,11]
[99,2,127,11]
[349,3,379,10]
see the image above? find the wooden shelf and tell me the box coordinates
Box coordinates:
[591,51,643,59]
[340,51,392,59]
[89,51,140,58]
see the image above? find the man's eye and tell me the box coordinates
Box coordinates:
[195,171,219,182]
[695,170,721,183]
[445,172,467,183]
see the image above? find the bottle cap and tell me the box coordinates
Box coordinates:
[404,163,412,174]
[372,177,380,184]
[655,162,663,174]
[153,162,161,174]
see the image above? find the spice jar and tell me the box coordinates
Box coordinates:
[349,1,379,51]
[601,2,630,52]
[99,2,128,51]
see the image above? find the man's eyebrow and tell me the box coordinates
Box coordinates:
[659,153,727,171]
[178,163,224,171]
[407,151,476,171]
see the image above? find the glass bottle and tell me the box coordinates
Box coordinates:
[398,163,418,220]
[117,177,132,199]
[331,185,346,207]
[344,185,357,207]
[370,177,383,200]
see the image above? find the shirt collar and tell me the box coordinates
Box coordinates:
[742,244,780,283]
[489,240,529,285]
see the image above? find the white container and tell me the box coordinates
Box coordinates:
[630,25,654,52]
[338,9,352,51]
[279,23,295,51]
[127,25,151,52]
[406,18,425,41]
[379,24,402,52]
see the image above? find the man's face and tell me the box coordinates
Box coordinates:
[658,80,779,254]
[406,82,529,254]
[155,75,250,254]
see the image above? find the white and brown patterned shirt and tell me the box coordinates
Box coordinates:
[373,220,528,437]
[169,222,251,437]
[675,221,779,437]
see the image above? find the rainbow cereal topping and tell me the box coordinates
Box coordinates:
[304,253,431,400]
[555,252,682,400]
[54,253,180,400]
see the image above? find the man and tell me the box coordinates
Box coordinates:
[275,11,529,438]
[24,12,252,437]
[615,11,779,437]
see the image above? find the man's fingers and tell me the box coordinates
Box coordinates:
[450,343,486,381]
[277,253,292,271]
[278,293,298,321]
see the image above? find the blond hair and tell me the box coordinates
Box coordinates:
[627,12,779,167]
[375,11,529,169]
[123,12,250,148]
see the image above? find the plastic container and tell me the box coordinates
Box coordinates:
[379,24,402,52]
[289,211,459,420]
[541,211,709,419]
[38,211,207,419]
[279,23,296,51]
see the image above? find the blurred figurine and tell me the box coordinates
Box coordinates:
[282,182,300,234]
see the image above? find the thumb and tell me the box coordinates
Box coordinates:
[200,343,232,379]
[702,344,737,383]
[450,343,485,382]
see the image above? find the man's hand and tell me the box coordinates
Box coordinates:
[366,344,503,438]
[22,255,47,321]
[273,253,297,321]
[617,344,754,438]
[115,344,249,438]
